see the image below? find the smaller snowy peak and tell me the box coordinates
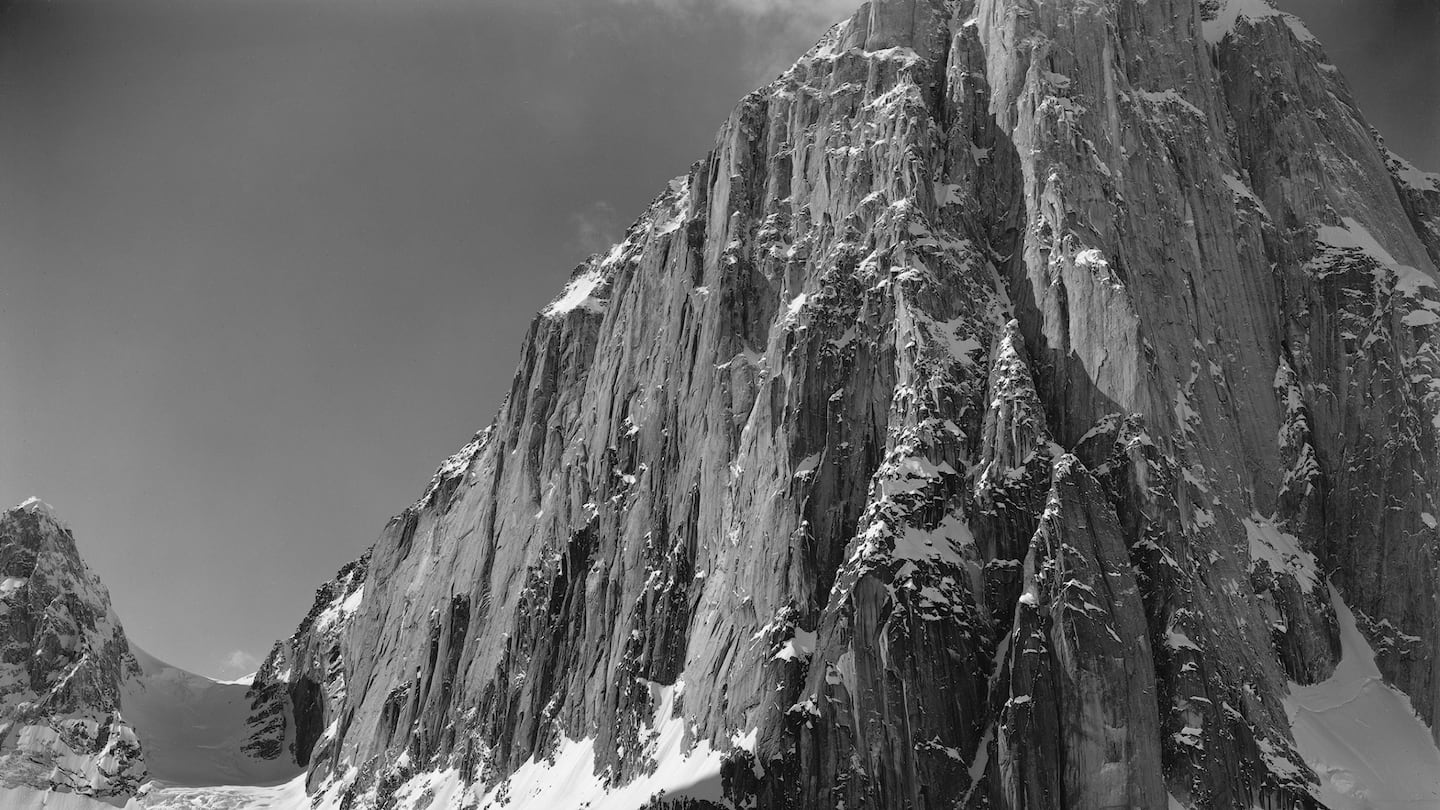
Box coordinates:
[0,504,145,802]
[9,496,65,527]
[1202,0,1316,45]
[1386,147,1440,194]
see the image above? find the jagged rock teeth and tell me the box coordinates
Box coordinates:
[991,454,1164,809]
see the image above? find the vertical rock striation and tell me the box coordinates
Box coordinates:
[252,0,1440,808]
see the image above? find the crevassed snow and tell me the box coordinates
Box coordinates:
[1243,514,1319,593]
[133,778,311,810]
[1284,585,1440,809]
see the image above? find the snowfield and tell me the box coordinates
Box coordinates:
[1283,586,1440,810]
[121,647,300,789]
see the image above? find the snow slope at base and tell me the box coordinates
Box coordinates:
[121,646,300,788]
[132,779,309,810]
[0,786,128,810]
[1284,585,1440,810]
[16,607,1440,810]
[1,678,729,810]
[0,780,308,810]
[465,679,728,810]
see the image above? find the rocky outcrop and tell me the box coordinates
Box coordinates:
[0,500,306,805]
[0,500,146,802]
[192,0,1440,808]
[243,554,368,774]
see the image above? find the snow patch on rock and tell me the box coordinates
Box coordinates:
[546,266,609,317]
[1204,0,1316,45]
[473,678,725,809]
[1244,514,1319,593]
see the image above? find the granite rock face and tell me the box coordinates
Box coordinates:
[0,500,146,802]
[244,554,368,773]
[242,0,1440,807]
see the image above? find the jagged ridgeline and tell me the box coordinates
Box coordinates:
[247,0,1440,807]
[7,0,1435,807]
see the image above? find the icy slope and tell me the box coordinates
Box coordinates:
[121,646,300,788]
[1284,586,1440,810]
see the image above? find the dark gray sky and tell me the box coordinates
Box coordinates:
[0,0,1434,678]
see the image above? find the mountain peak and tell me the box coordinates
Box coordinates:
[11,495,62,522]
[4,1,1439,808]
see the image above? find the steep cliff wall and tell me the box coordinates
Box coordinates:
[257,1,1440,808]
[244,555,368,775]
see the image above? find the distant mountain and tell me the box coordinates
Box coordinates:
[6,0,1440,807]
[0,500,300,808]
[0,499,145,802]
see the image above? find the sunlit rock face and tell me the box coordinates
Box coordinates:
[0,501,146,802]
[255,0,1440,807]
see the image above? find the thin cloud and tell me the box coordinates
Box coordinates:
[625,0,856,18]
[219,649,260,677]
[569,200,625,258]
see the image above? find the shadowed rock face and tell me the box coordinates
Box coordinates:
[243,554,368,775]
[251,0,1440,808]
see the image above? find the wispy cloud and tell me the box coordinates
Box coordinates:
[569,200,625,257]
[219,649,260,677]
[623,0,857,18]
[647,0,860,83]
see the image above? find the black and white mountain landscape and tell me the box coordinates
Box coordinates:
[3,0,1439,808]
